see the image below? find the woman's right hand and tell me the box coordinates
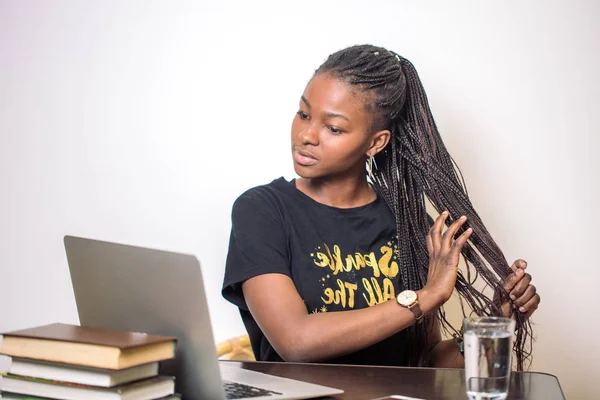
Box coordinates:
[423,211,473,306]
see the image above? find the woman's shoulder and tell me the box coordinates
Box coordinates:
[235,177,294,201]
[232,177,297,213]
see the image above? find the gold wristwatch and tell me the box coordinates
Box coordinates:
[397,290,424,323]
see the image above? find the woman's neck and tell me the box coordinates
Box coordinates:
[295,175,376,209]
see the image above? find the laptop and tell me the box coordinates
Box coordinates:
[64,235,344,400]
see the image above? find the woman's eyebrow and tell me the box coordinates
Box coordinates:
[301,95,349,121]
[301,96,311,108]
[323,111,349,122]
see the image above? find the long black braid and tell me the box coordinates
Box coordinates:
[315,44,532,370]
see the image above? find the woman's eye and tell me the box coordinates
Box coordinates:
[296,111,309,120]
[328,126,344,135]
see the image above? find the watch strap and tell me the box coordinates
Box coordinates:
[407,301,425,323]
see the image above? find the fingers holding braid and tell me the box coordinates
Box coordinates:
[500,259,540,320]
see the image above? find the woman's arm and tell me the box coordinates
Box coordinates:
[243,274,440,362]
[429,339,465,368]
[242,212,472,363]
[426,315,465,368]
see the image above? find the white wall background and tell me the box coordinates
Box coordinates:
[1,1,598,398]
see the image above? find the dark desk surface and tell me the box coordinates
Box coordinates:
[222,360,565,400]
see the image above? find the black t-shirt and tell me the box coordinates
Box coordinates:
[222,177,410,366]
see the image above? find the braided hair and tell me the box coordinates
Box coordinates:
[315,44,532,370]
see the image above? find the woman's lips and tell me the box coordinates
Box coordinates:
[293,148,318,166]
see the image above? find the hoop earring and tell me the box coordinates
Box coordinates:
[367,155,376,180]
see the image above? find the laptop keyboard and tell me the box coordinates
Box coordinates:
[223,380,282,399]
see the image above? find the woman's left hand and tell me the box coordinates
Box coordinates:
[499,259,540,320]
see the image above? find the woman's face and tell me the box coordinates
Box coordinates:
[291,73,377,180]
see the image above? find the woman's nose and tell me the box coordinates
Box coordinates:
[298,122,319,146]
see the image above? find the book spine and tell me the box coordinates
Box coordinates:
[0,355,11,373]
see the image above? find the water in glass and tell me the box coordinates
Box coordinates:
[464,319,513,400]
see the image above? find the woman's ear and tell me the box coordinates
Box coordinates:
[367,129,391,157]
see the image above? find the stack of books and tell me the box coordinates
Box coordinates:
[0,323,180,400]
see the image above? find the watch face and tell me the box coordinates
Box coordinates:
[397,290,417,306]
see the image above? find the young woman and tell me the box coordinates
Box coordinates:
[222,44,540,369]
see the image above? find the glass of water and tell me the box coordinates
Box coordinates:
[464,316,515,400]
